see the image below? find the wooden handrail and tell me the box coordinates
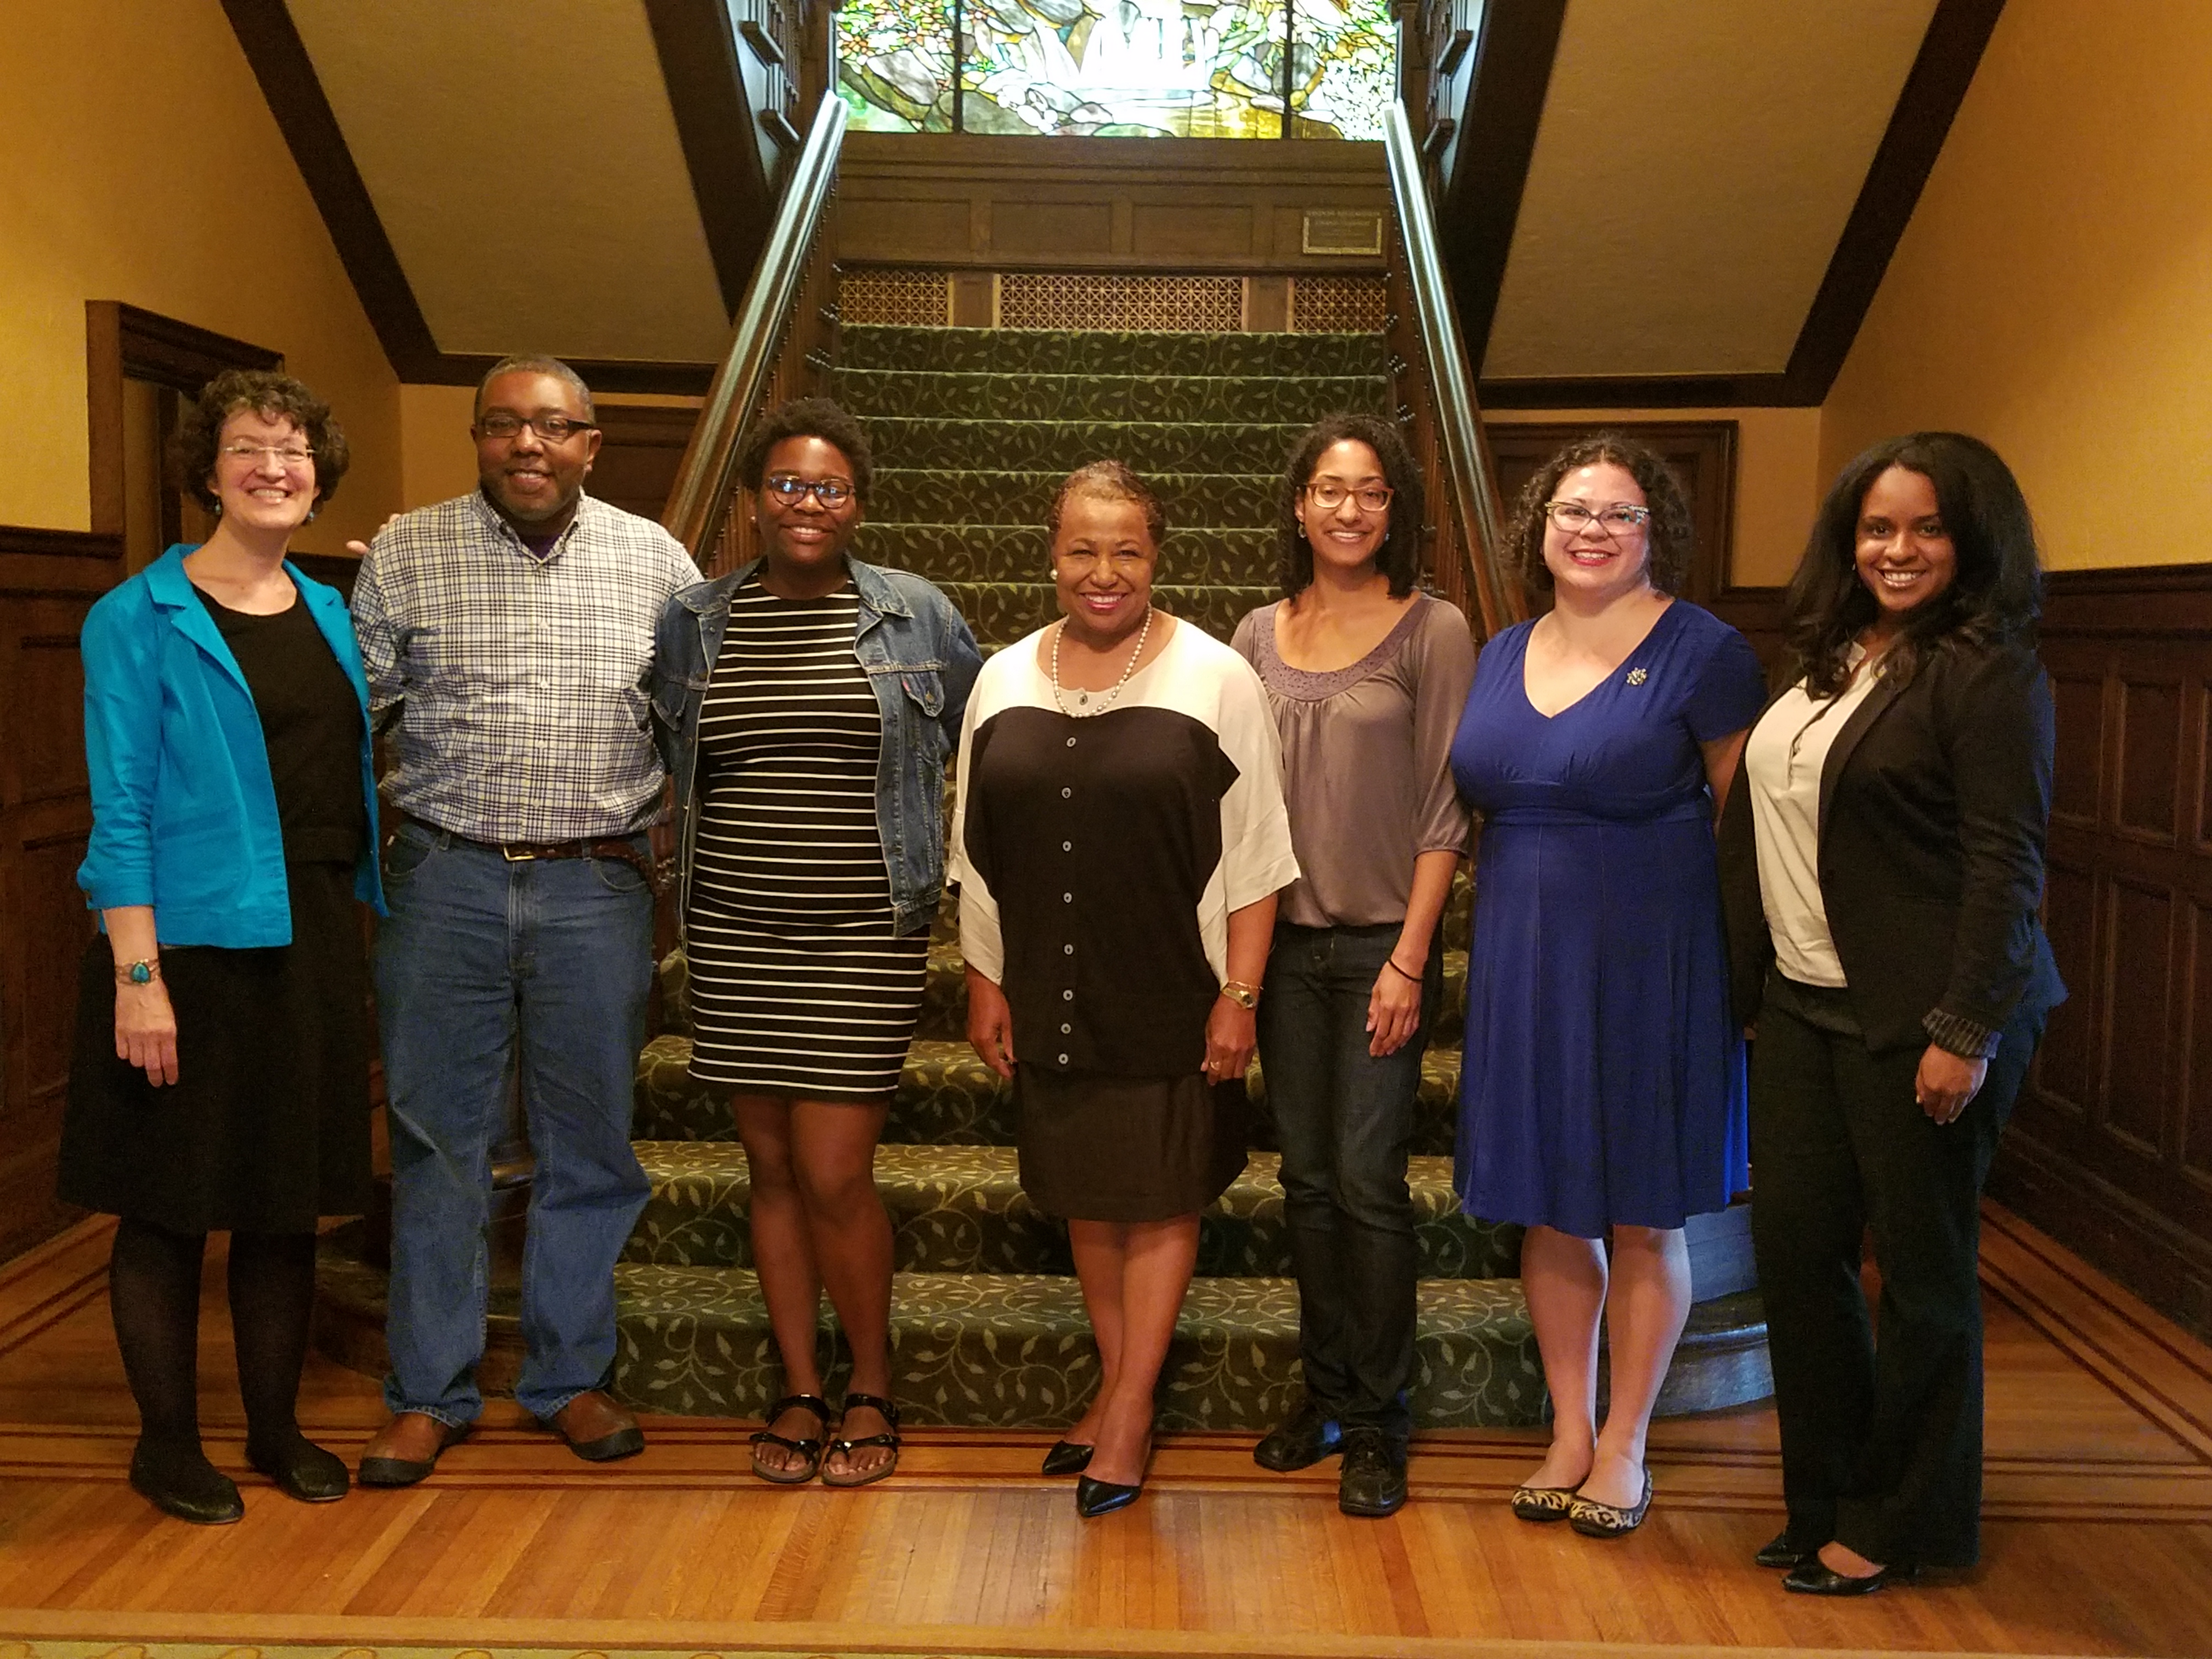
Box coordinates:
[1381,103,1522,637]
[663,94,848,561]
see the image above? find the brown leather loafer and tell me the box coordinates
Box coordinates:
[542,1389,645,1462]
[358,1411,471,1487]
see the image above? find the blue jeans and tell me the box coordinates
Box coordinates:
[1256,921,1435,1441]
[374,823,654,1424]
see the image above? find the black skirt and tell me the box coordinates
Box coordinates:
[60,862,373,1234]
[1016,1065,1249,1222]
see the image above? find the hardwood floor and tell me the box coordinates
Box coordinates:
[0,1204,2207,1657]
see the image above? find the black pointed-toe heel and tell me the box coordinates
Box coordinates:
[1075,1473,1143,1517]
[1782,1559,1917,1596]
[1042,1440,1094,1476]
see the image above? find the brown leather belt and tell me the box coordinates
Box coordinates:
[394,811,654,880]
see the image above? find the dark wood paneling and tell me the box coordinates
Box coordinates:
[839,134,1388,274]
[592,405,702,524]
[0,542,117,1261]
[1990,562,2212,1340]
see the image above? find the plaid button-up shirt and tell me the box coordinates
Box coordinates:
[353,489,698,843]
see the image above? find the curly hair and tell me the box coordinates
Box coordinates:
[1274,412,1426,600]
[1506,432,1694,597]
[171,369,349,514]
[1787,431,2043,697]
[1047,460,1165,550]
[736,397,874,504]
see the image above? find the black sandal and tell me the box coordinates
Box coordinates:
[749,1393,832,1485]
[821,1392,902,1488]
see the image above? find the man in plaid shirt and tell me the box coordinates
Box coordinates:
[350,357,696,1485]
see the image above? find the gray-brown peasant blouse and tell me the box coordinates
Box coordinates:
[1231,592,1477,929]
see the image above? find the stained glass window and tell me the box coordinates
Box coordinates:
[836,0,1395,139]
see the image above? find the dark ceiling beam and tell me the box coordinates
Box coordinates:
[643,0,774,319]
[1775,0,2007,403]
[1436,0,1570,378]
[221,0,718,396]
[219,0,442,380]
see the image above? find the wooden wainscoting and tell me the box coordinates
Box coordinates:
[1995,565,2212,1340]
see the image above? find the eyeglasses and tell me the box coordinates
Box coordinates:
[1307,481,1394,514]
[764,473,856,508]
[475,412,597,442]
[1543,500,1651,535]
[219,443,313,469]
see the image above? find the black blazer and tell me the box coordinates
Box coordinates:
[1718,637,2066,1054]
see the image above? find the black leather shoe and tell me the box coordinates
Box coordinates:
[1253,1401,1341,1472]
[129,1438,244,1526]
[1755,1529,1816,1570]
[1336,1428,1407,1517]
[1042,1439,1094,1476]
[1075,1474,1143,1517]
[1783,1559,1918,1596]
[248,1431,349,1503]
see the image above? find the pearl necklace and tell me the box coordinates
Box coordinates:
[1051,607,1154,718]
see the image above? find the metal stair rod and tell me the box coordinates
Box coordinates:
[663,94,848,560]
[1381,103,1521,636]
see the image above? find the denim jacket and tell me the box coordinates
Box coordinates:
[652,556,982,938]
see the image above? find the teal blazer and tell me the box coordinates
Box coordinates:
[76,544,385,944]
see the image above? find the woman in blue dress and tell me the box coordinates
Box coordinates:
[1450,435,1765,1537]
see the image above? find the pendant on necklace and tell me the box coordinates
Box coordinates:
[1078,692,1089,706]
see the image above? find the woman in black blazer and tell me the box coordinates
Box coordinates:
[1719,432,2063,1595]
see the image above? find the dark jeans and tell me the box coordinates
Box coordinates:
[1257,921,1436,1441]
[1749,972,2041,1568]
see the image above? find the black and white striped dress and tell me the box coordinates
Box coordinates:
[684,575,929,1101]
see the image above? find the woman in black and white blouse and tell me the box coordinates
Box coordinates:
[953,461,1297,1519]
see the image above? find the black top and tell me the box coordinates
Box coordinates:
[1718,638,2066,1053]
[195,584,367,867]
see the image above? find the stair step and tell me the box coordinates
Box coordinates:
[860,416,1312,476]
[626,1143,1523,1280]
[936,580,1277,647]
[315,1242,1767,1429]
[635,1034,1466,1156]
[833,367,1388,426]
[873,469,1281,529]
[840,325,1387,379]
[856,523,1277,588]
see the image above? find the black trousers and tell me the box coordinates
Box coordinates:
[1748,974,2041,1569]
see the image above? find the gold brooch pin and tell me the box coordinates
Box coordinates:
[1626,667,1648,685]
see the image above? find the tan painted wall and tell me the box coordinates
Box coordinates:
[1487,406,1823,588]
[1821,0,2212,571]
[0,0,399,553]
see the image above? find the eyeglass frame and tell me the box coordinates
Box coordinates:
[761,473,859,509]
[473,411,600,443]
[1542,499,1652,536]
[217,442,315,469]
[1305,479,1395,514]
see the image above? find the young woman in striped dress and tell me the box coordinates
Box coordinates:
[654,399,981,1487]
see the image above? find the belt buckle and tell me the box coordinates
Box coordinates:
[501,845,536,862]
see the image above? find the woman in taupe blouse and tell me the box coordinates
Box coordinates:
[1229,412,1476,1519]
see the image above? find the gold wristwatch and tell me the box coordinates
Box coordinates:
[1220,980,1261,1010]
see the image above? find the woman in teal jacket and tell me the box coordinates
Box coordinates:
[64,370,383,1527]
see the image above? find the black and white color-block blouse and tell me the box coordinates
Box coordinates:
[950,619,1299,1079]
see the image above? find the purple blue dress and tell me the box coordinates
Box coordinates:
[1449,601,1765,1238]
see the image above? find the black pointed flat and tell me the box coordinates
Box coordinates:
[1075,1473,1142,1517]
[1042,1439,1094,1476]
[1782,1559,1918,1596]
[1754,1529,1817,1570]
